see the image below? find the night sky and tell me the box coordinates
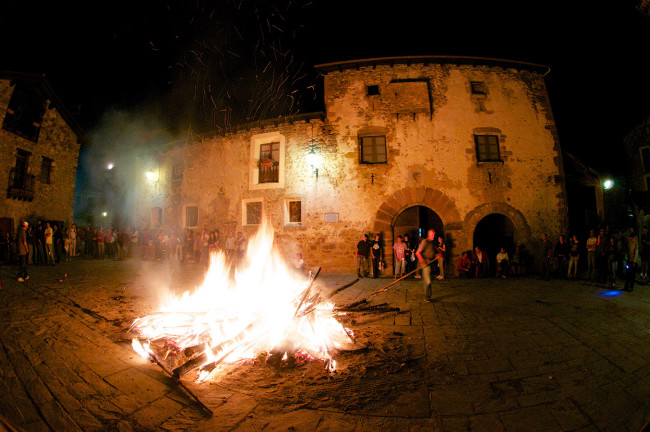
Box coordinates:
[1,1,649,175]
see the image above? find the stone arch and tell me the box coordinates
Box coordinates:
[462,202,531,251]
[372,187,462,275]
[372,187,462,234]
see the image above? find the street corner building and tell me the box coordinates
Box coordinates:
[135,56,569,274]
[0,72,86,235]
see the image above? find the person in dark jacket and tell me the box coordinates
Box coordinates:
[356,234,370,278]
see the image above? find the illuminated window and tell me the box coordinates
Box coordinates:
[284,199,301,226]
[640,146,650,173]
[249,131,285,190]
[474,134,501,162]
[360,136,387,164]
[367,85,380,96]
[185,206,198,227]
[470,81,487,95]
[40,157,53,184]
[243,199,263,226]
[259,142,280,183]
[2,85,46,143]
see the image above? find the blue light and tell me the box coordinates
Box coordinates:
[600,290,622,297]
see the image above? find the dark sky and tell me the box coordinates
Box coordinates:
[1,1,649,174]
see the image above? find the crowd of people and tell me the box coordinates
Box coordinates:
[1,220,264,282]
[354,224,646,297]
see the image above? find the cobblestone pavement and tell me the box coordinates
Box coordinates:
[1,258,649,432]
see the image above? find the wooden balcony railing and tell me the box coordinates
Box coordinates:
[7,167,35,201]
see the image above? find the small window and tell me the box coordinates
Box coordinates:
[2,85,46,142]
[640,147,650,173]
[470,81,487,95]
[243,200,263,226]
[367,85,380,96]
[360,136,387,164]
[474,135,501,162]
[172,163,183,179]
[185,206,198,227]
[284,199,302,226]
[40,157,53,184]
[259,142,280,183]
[151,207,162,228]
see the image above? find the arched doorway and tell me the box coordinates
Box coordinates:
[393,206,444,274]
[473,213,515,274]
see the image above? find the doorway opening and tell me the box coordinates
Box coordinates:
[473,213,515,274]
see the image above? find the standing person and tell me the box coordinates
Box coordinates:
[201,229,210,265]
[624,229,639,292]
[616,230,627,278]
[26,225,35,265]
[595,228,608,283]
[97,227,105,259]
[53,224,63,263]
[236,232,247,267]
[403,234,414,276]
[64,226,73,261]
[44,222,55,265]
[69,223,77,257]
[225,231,236,261]
[393,235,407,279]
[472,246,489,278]
[539,233,553,281]
[567,234,580,279]
[435,236,446,280]
[586,229,598,281]
[35,222,45,265]
[640,226,650,279]
[606,236,618,287]
[370,234,382,278]
[416,229,437,302]
[554,235,569,278]
[130,227,139,259]
[16,222,29,282]
[356,234,370,278]
[496,247,509,278]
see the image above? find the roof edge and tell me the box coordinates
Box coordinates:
[314,55,550,75]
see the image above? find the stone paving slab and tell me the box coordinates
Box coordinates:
[1,259,650,431]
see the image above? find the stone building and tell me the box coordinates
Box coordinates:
[624,114,650,226]
[136,56,568,274]
[0,72,85,238]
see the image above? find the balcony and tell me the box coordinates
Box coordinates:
[7,168,35,201]
[259,164,279,184]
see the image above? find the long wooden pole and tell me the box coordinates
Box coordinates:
[370,258,437,297]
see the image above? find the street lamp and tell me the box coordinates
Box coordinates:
[146,171,158,182]
[102,211,108,217]
[107,163,114,170]
[603,178,614,190]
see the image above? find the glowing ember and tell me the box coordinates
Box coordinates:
[130,221,352,381]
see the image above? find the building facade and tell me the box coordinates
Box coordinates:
[137,56,568,274]
[624,114,650,227]
[0,72,85,238]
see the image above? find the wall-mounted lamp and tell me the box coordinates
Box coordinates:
[306,147,322,178]
[146,171,159,182]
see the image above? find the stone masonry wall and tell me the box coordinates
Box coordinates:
[0,79,81,229]
[145,61,568,274]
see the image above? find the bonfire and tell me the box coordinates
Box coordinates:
[129,221,353,385]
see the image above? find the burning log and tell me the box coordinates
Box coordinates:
[327,278,359,299]
[132,339,214,416]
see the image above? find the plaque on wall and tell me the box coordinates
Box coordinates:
[324,213,339,223]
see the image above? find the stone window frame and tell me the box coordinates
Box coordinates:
[242,198,264,226]
[284,198,302,226]
[40,156,54,184]
[358,136,388,164]
[470,81,487,95]
[2,85,46,143]
[185,205,199,228]
[474,134,502,163]
[249,131,285,190]
[639,146,650,173]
